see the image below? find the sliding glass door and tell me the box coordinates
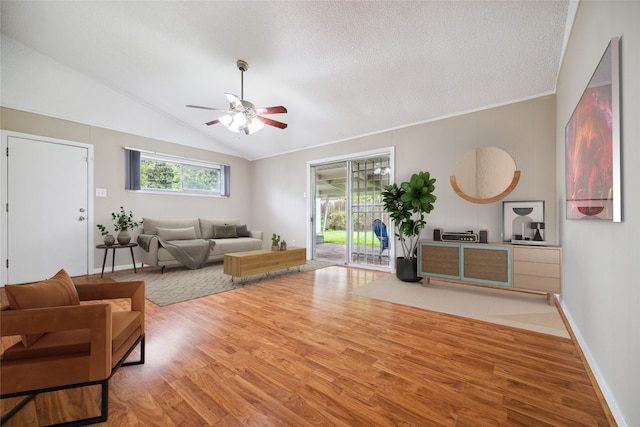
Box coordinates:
[310,150,392,270]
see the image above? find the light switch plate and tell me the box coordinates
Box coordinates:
[96,188,107,197]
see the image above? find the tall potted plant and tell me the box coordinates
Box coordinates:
[381,171,436,282]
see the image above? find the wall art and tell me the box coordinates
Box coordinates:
[565,36,621,221]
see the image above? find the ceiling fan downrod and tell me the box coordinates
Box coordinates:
[237,59,248,101]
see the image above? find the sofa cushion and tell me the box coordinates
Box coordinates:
[156,226,198,241]
[214,224,238,239]
[236,224,251,237]
[4,269,80,347]
[143,217,202,238]
[199,218,240,239]
[211,237,263,255]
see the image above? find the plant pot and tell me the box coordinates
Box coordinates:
[103,235,115,246]
[395,257,421,282]
[272,245,280,251]
[117,230,131,245]
[280,244,287,251]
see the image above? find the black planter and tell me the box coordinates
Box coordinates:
[395,257,421,282]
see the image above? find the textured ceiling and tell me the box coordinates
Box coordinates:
[0,1,570,160]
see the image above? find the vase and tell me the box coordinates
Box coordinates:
[117,230,131,245]
[103,235,115,246]
[396,257,421,282]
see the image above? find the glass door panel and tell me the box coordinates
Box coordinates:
[349,156,391,268]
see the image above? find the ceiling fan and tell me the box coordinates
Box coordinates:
[187,59,288,135]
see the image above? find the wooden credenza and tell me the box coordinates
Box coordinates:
[418,240,561,303]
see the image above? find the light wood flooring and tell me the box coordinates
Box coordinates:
[1,266,615,426]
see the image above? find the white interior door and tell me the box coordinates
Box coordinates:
[4,134,92,284]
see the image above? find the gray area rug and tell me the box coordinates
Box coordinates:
[352,275,569,338]
[111,260,334,306]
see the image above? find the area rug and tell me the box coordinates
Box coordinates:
[351,275,569,338]
[111,260,334,306]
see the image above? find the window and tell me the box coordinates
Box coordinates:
[125,148,230,196]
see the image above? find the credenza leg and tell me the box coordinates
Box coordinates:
[546,293,555,306]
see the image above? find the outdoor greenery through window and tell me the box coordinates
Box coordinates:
[125,148,230,196]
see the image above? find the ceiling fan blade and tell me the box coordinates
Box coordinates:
[257,115,288,129]
[204,119,220,126]
[254,105,287,115]
[186,105,228,112]
[225,93,244,111]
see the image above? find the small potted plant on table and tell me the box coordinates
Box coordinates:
[271,233,281,251]
[97,224,115,246]
[111,206,142,245]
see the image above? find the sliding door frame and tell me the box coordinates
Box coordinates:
[306,146,395,271]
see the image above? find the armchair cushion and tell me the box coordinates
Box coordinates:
[1,311,142,368]
[4,269,80,347]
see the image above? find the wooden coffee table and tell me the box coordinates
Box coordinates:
[223,247,306,281]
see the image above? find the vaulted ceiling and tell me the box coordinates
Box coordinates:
[0,1,571,160]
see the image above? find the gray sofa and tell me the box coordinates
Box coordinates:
[137,217,263,271]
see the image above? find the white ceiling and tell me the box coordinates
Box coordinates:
[0,1,571,160]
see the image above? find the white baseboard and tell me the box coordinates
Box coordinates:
[559,297,628,427]
[92,262,138,276]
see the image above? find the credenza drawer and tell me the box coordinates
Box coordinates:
[513,274,561,293]
[513,261,560,278]
[513,246,560,264]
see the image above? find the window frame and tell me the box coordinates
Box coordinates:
[125,147,230,197]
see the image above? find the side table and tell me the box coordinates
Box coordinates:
[96,243,138,278]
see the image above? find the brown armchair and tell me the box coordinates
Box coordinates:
[1,271,145,426]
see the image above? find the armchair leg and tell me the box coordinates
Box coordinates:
[121,335,145,367]
[1,335,144,426]
[1,380,108,427]
[0,394,35,425]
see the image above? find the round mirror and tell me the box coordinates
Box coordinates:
[450,147,520,204]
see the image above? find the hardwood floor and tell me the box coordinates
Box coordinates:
[1,266,614,426]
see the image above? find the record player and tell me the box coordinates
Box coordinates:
[433,228,488,243]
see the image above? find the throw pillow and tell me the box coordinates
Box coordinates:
[4,268,80,347]
[214,224,238,239]
[199,218,241,239]
[156,226,198,241]
[236,224,251,237]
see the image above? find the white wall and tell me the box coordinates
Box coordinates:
[1,108,254,272]
[556,2,640,426]
[251,95,557,256]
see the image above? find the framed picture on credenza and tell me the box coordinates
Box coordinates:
[502,200,544,242]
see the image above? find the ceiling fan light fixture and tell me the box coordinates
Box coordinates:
[219,110,264,135]
[187,59,287,135]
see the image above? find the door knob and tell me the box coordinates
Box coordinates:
[79,216,86,221]
[79,208,86,212]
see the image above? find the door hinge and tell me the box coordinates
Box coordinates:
[5,203,8,212]
[5,147,8,156]
[5,259,8,268]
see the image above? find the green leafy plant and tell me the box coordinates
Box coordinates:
[271,233,281,247]
[111,206,141,232]
[96,224,110,236]
[381,171,436,260]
